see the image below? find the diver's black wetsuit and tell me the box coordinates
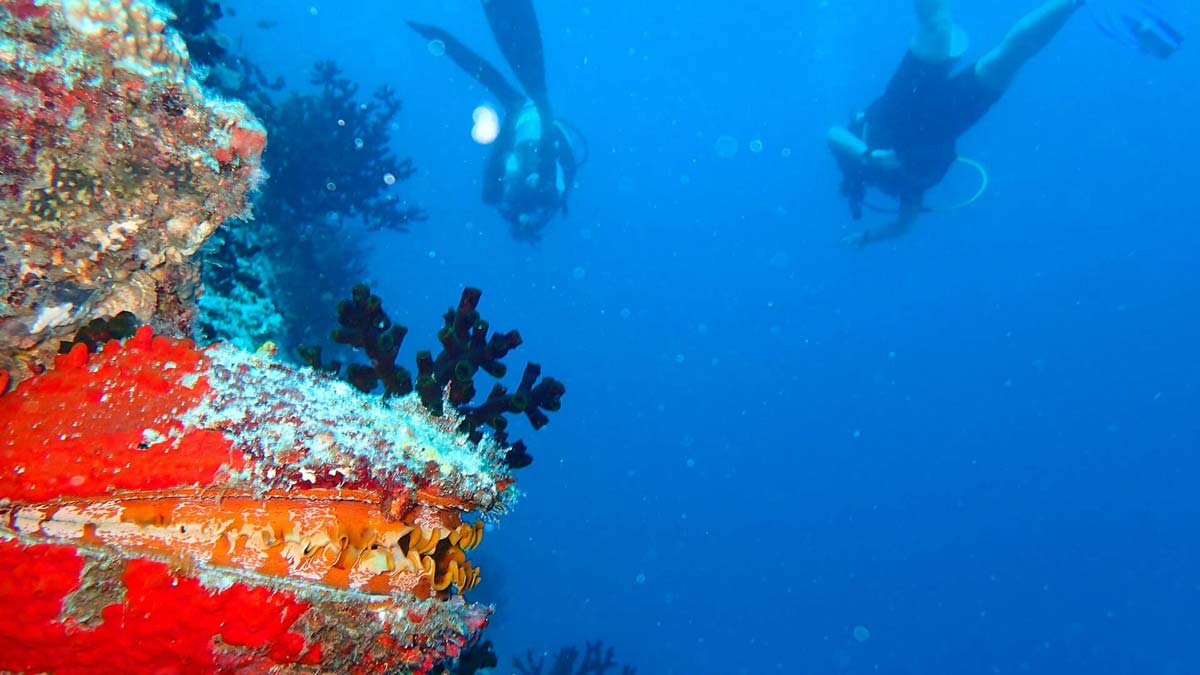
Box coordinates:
[859,52,1002,202]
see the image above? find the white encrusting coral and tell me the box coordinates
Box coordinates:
[180,344,517,513]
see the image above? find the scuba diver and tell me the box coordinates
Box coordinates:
[408,0,578,241]
[828,0,1183,248]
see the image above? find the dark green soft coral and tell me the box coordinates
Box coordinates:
[300,284,564,469]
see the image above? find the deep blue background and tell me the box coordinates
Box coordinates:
[224,1,1199,672]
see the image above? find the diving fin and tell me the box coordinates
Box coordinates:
[407,20,526,109]
[1090,0,1185,59]
[480,0,560,193]
[481,0,552,114]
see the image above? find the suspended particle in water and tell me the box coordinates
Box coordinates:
[619,307,631,319]
[572,266,586,280]
[749,138,764,153]
[337,119,345,127]
[781,147,793,158]
[325,181,336,191]
[714,135,738,159]
[635,573,646,584]
[471,105,500,144]
[383,173,396,185]
[674,353,686,363]
[354,138,364,150]
[427,39,446,57]
[853,625,871,643]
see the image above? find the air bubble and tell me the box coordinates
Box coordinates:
[383,173,396,185]
[427,39,446,57]
[714,135,738,159]
[471,105,500,144]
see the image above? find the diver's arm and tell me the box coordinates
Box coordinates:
[843,197,922,247]
[827,126,869,167]
[876,198,922,242]
[555,124,578,213]
[828,128,904,175]
[481,147,505,205]
[481,122,516,205]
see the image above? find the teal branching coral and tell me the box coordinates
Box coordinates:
[261,60,425,234]
[513,641,638,675]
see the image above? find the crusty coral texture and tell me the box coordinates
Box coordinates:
[60,0,190,73]
[0,327,504,673]
[0,0,265,385]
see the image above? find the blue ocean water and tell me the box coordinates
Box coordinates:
[224,1,1198,672]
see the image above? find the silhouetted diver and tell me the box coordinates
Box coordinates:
[409,0,579,241]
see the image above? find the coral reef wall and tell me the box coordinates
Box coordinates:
[0,326,506,674]
[159,0,424,353]
[202,58,425,352]
[0,0,265,382]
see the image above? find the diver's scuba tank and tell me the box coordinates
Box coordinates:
[504,101,566,200]
[512,101,543,147]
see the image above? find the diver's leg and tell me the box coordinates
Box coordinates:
[911,0,966,62]
[482,0,549,110]
[975,0,1086,91]
[407,21,525,108]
